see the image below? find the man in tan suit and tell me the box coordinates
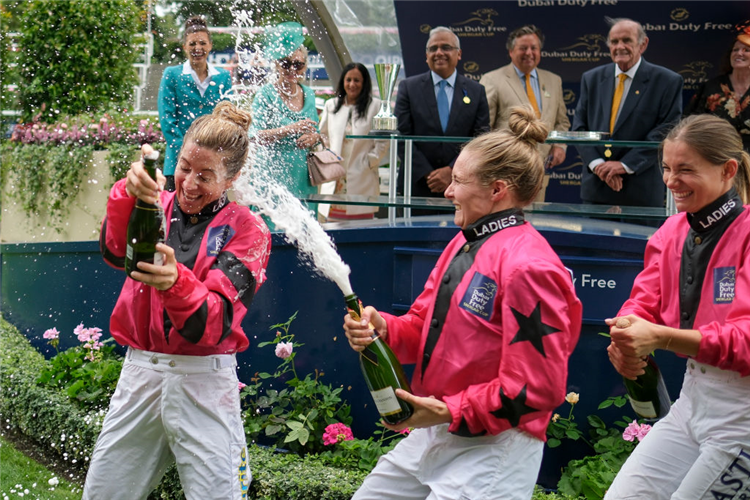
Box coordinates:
[480,25,570,201]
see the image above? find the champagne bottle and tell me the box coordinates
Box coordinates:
[124,151,165,278]
[345,293,413,425]
[623,355,671,420]
[615,319,671,420]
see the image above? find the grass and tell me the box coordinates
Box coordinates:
[0,435,83,500]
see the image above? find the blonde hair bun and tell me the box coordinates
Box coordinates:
[507,106,549,146]
[213,101,252,132]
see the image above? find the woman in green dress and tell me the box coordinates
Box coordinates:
[249,22,323,222]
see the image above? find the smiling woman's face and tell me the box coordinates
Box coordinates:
[175,141,235,214]
[184,31,212,67]
[661,139,734,214]
[276,48,307,84]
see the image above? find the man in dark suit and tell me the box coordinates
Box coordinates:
[395,26,490,201]
[572,18,683,207]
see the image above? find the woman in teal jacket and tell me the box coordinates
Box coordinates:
[158,16,232,191]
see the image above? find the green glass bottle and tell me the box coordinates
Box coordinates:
[614,318,671,421]
[623,355,671,421]
[345,293,413,425]
[124,151,165,278]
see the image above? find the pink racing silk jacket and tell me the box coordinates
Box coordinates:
[619,199,750,376]
[100,179,271,355]
[380,210,582,440]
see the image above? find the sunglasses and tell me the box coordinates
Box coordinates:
[279,59,306,71]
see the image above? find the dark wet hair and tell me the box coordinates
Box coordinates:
[333,62,372,118]
[183,16,211,44]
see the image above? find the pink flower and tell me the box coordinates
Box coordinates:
[622,421,640,442]
[87,327,103,342]
[275,342,293,359]
[238,381,247,391]
[323,423,354,445]
[74,323,88,342]
[636,423,652,441]
[622,421,651,442]
[43,328,60,340]
[399,428,411,435]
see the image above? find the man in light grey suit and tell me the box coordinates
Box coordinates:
[572,18,683,207]
[480,25,570,201]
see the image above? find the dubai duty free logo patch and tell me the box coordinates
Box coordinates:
[459,272,498,320]
[207,225,236,257]
[713,266,736,304]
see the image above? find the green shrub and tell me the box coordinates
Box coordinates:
[0,317,104,474]
[4,114,163,230]
[4,144,95,230]
[242,312,354,455]
[0,4,10,109]
[37,324,123,411]
[0,318,368,499]
[16,0,141,122]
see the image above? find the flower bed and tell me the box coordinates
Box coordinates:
[0,111,164,239]
[2,312,639,500]
[0,317,369,500]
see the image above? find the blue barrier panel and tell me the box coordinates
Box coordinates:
[0,214,689,487]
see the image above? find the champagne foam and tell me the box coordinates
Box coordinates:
[226,8,354,298]
[234,149,353,297]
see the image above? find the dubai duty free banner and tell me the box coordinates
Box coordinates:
[394,0,749,203]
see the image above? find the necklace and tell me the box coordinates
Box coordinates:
[276,83,299,99]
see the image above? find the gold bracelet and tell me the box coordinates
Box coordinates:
[665,333,673,351]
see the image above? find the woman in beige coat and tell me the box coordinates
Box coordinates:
[319,62,388,220]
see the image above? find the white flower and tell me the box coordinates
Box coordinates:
[48,477,59,486]
[565,392,580,405]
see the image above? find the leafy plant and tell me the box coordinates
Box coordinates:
[4,111,164,229]
[16,0,140,122]
[241,312,353,455]
[10,111,163,148]
[0,4,10,109]
[36,324,123,410]
[5,144,94,230]
[547,393,654,500]
[319,421,408,472]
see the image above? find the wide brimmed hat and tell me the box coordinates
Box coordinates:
[736,20,750,46]
[264,22,305,61]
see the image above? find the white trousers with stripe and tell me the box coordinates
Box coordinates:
[83,348,250,500]
[353,424,543,500]
[605,360,750,500]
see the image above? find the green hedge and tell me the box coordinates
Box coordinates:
[0,318,367,499]
[16,0,141,121]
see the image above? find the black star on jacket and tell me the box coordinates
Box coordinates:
[377,211,582,441]
[489,386,539,427]
[510,302,561,357]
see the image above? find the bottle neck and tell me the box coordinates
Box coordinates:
[344,294,361,319]
[143,159,158,181]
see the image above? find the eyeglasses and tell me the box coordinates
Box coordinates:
[426,44,458,53]
[279,59,306,71]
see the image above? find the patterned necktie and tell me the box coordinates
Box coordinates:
[525,74,541,118]
[610,73,628,134]
[437,80,450,132]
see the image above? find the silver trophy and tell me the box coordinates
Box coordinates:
[371,63,401,134]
